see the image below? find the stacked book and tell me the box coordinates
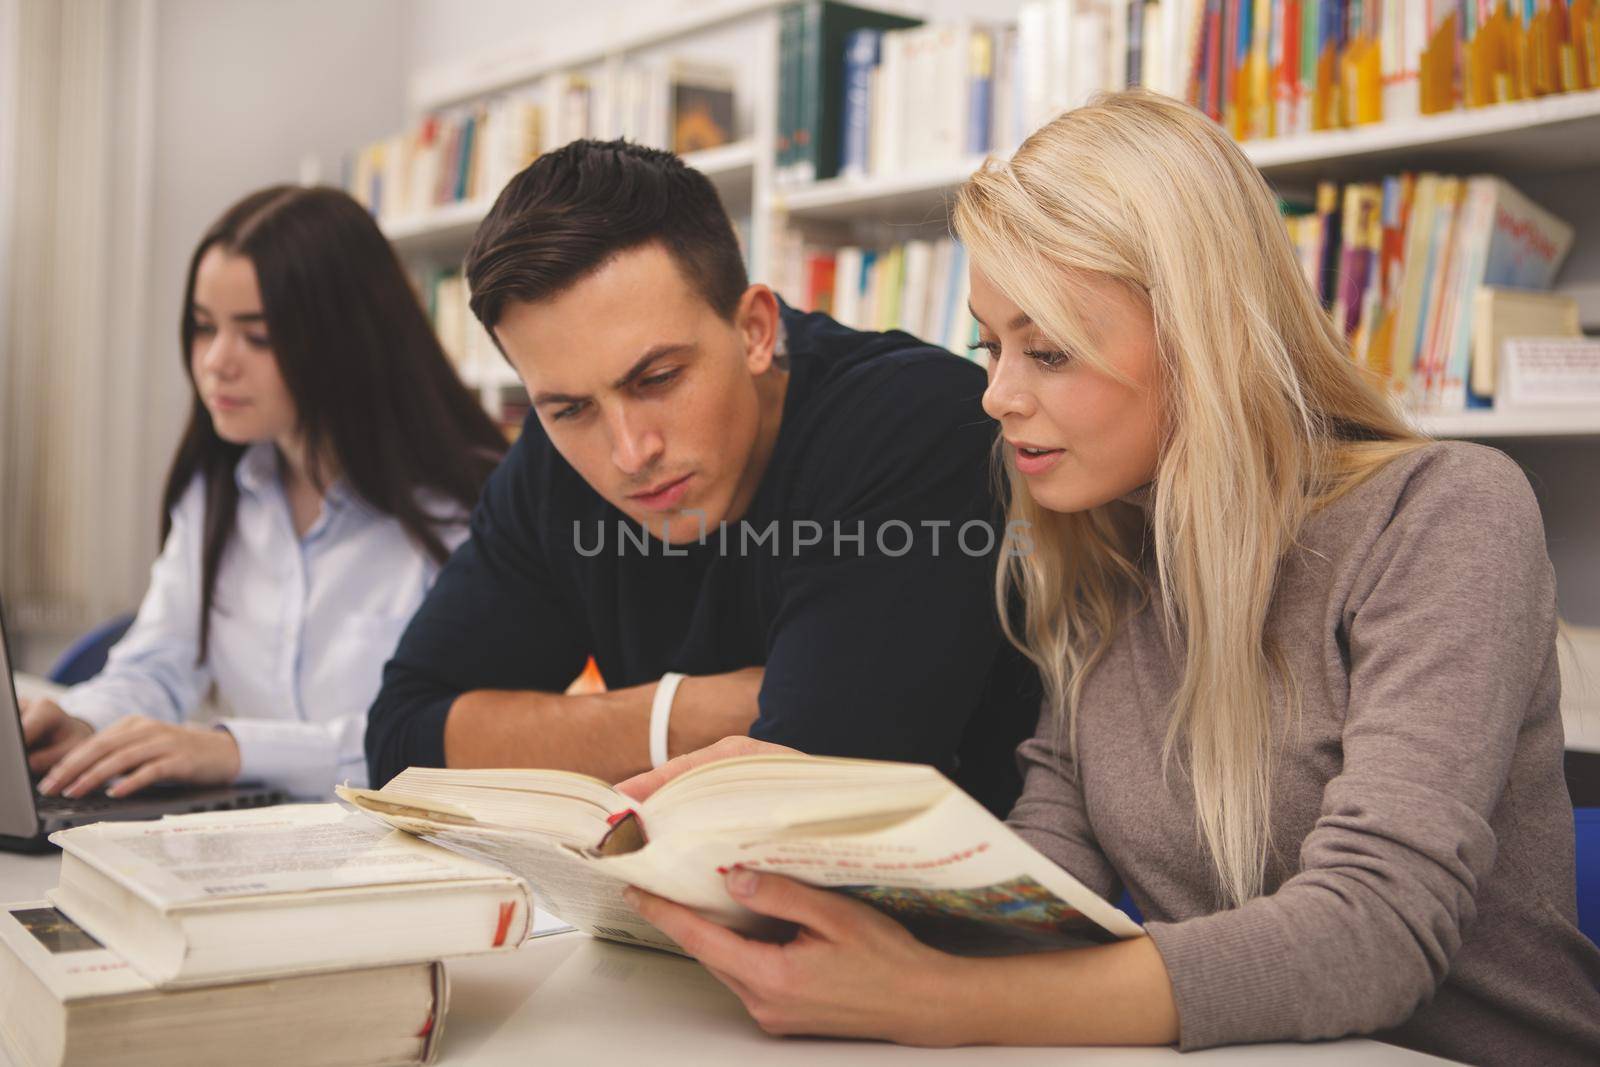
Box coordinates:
[0,805,538,1067]
[1281,171,1575,412]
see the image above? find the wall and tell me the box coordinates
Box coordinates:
[9,0,409,670]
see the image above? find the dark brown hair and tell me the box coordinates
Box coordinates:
[464,139,747,333]
[164,185,507,660]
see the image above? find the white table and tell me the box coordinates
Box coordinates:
[0,852,1453,1066]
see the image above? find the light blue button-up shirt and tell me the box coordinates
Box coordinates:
[57,442,467,798]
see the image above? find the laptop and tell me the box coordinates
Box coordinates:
[0,599,284,852]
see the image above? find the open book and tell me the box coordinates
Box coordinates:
[337,755,1142,954]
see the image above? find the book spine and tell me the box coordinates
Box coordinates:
[840,29,881,179]
[777,4,800,180]
[1206,0,1225,119]
[967,30,993,156]
[1128,0,1147,86]
[795,1,821,183]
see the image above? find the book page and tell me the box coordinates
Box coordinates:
[595,789,1143,949]
[49,804,518,910]
[410,823,678,953]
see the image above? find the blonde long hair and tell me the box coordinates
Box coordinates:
[953,91,1423,906]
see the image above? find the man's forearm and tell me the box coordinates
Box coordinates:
[442,668,763,782]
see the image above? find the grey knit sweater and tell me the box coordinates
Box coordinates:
[1006,441,1600,1064]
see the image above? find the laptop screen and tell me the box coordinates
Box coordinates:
[0,597,43,837]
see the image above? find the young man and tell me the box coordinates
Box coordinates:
[365,140,1038,816]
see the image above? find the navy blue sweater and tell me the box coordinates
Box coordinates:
[365,305,1040,815]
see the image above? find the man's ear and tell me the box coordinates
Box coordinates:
[735,285,781,374]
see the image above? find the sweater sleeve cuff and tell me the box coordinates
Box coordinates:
[1144,902,1306,1051]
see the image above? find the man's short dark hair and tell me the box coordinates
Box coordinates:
[464,139,748,333]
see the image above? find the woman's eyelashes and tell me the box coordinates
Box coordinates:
[1023,347,1071,368]
[967,339,1072,369]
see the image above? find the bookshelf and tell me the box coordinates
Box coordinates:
[1244,91,1600,186]
[768,91,1600,222]
[383,139,759,256]
[778,154,986,223]
[367,2,1600,633]
[1410,409,1600,441]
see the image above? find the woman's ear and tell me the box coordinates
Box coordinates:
[736,285,781,375]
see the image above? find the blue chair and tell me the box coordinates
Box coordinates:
[1577,808,1599,948]
[46,614,135,687]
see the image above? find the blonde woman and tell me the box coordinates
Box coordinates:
[618,91,1600,1064]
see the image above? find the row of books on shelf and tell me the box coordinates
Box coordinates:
[776,0,1600,188]
[775,0,1194,184]
[1284,169,1578,412]
[1184,0,1600,142]
[348,60,738,225]
[773,231,980,357]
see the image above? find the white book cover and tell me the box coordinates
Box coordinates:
[901,239,935,341]
[833,246,865,329]
[46,804,538,988]
[51,805,516,910]
[1017,2,1053,134]
[874,30,908,176]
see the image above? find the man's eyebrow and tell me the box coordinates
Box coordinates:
[532,343,696,407]
[609,343,694,391]
[967,304,1033,332]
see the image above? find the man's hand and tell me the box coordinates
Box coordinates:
[20,697,95,777]
[36,715,241,798]
[616,735,799,800]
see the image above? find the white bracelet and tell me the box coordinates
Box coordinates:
[649,672,687,769]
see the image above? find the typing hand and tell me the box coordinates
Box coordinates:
[20,697,95,778]
[615,735,798,801]
[36,715,241,799]
[625,868,967,1044]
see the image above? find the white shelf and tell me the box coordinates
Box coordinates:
[383,198,495,257]
[1413,408,1600,440]
[770,90,1600,221]
[382,141,758,257]
[776,155,989,224]
[410,0,783,112]
[1244,89,1600,185]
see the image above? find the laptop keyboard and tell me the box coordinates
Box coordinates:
[34,793,122,815]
